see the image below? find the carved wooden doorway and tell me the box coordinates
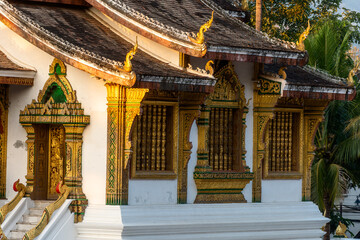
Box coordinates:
[32,124,65,200]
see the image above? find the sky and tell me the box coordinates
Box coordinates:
[342,0,360,48]
[341,0,360,11]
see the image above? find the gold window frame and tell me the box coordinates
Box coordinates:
[130,100,178,179]
[263,108,304,179]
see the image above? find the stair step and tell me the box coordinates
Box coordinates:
[15,223,37,231]
[34,200,54,208]
[23,215,42,223]
[29,208,45,215]
[9,230,27,239]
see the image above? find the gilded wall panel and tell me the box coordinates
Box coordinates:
[105,83,148,205]
[0,85,9,199]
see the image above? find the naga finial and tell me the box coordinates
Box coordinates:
[189,11,214,45]
[117,38,138,73]
[278,66,287,80]
[347,49,360,86]
[348,63,359,86]
[205,60,214,75]
[296,20,311,51]
[241,0,249,10]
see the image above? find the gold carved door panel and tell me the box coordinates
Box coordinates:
[33,125,49,200]
[48,125,65,200]
[33,124,65,200]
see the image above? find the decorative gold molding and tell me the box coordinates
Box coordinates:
[0,85,9,199]
[105,83,148,205]
[258,78,282,95]
[20,58,90,222]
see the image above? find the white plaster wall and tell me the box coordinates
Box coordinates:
[234,62,254,202]
[0,21,107,204]
[128,179,177,205]
[187,121,197,203]
[261,180,302,202]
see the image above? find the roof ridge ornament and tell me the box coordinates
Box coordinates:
[278,67,287,80]
[122,38,138,73]
[205,60,214,75]
[296,20,310,51]
[188,10,214,48]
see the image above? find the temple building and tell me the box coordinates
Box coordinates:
[0,0,355,239]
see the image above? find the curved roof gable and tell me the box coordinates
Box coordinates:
[0,0,215,90]
[86,0,307,65]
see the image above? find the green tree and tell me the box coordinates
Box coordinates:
[248,0,360,44]
[305,19,360,239]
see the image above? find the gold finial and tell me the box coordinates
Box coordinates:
[335,221,348,238]
[189,11,214,45]
[241,0,249,10]
[347,48,360,86]
[347,64,359,86]
[278,66,287,80]
[205,60,214,75]
[118,38,138,73]
[296,20,311,51]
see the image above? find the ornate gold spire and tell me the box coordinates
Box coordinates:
[296,20,311,51]
[189,11,214,45]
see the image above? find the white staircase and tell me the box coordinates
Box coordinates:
[8,200,53,240]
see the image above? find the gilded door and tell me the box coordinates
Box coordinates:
[32,124,65,200]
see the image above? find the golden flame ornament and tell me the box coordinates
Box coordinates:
[189,11,214,45]
[296,20,311,51]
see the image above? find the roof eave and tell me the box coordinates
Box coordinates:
[206,46,308,66]
[283,84,356,101]
[0,7,136,87]
[134,75,216,93]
